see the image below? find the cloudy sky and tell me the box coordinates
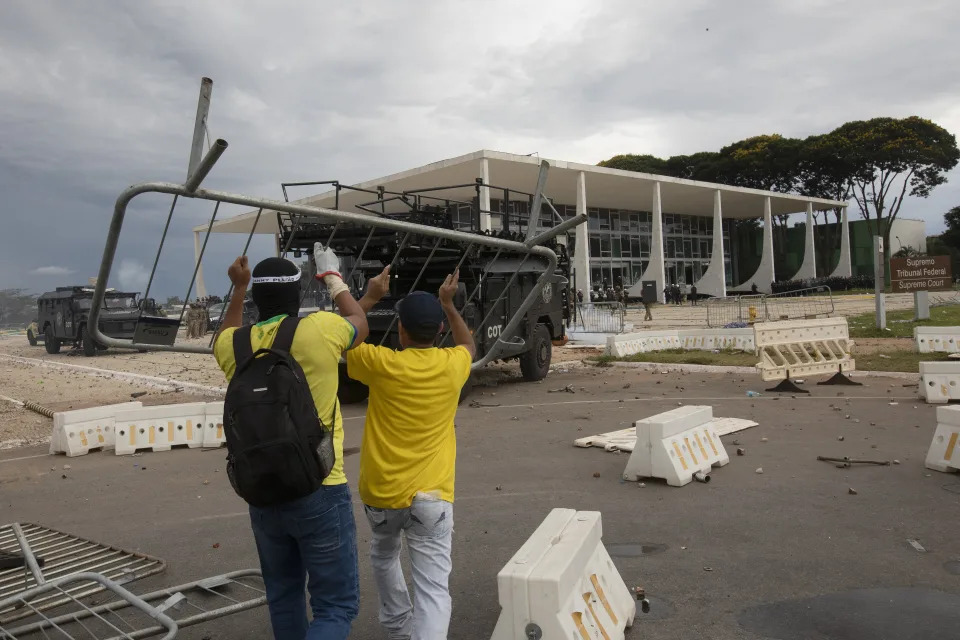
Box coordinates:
[2,0,959,298]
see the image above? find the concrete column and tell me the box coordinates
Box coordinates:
[572,171,591,298]
[738,196,775,293]
[692,190,727,298]
[479,158,492,232]
[194,231,207,299]
[630,181,666,302]
[829,206,852,278]
[793,201,817,280]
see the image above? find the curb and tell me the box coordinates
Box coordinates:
[607,360,920,380]
[0,354,226,396]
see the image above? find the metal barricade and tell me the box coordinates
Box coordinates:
[705,287,834,327]
[574,302,625,333]
[704,294,765,327]
[86,78,584,372]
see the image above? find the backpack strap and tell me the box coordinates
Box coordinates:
[232,326,254,368]
[271,316,302,354]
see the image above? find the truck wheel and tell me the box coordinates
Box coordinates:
[27,329,37,346]
[81,325,98,357]
[44,326,61,355]
[338,379,370,404]
[519,324,551,382]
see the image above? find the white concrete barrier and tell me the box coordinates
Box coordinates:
[622,405,729,486]
[201,401,226,448]
[754,318,854,382]
[113,403,210,455]
[606,330,681,357]
[606,328,754,357]
[50,402,143,456]
[490,508,636,640]
[926,406,960,472]
[915,326,960,353]
[920,361,960,404]
[678,328,755,352]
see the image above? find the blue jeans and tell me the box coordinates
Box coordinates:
[250,483,359,640]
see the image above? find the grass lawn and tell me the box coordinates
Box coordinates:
[598,348,955,372]
[848,304,960,338]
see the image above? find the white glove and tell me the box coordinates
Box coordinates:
[313,242,342,280]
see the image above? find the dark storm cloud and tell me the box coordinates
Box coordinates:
[1,0,958,297]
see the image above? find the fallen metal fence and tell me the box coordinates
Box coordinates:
[705,287,835,327]
[574,302,625,333]
[0,523,165,623]
[0,520,266,639]
[87,78,583,371]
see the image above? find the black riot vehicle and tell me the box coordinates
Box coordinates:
[277,180,574,403]
[36,287,154,356]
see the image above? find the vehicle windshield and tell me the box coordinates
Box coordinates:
[103,295,137,310]
[208,303,225,316]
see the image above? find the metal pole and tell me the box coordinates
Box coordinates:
[874,236,886,329]
[525,160,550,242]
[184,139,228,193]
[12,523,45,586]
[187,78,213,181]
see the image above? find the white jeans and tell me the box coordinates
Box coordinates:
[364,497,454,640]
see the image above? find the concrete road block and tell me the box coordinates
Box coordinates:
[622,405,729,486]
[50,402,142,456]
[920,361,960,404]
[927,406,960,473]
[490,508,636,640]
[915,326,960,354]
[113,403,208,455]
[201,401,226,448]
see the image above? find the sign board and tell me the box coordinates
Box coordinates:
[890,256,953,293]
[132,316,181,346]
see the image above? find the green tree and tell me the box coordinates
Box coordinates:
[940,205,960,250]
[797,133,859,275]
[597,154,669,174]
[830,117,959,272]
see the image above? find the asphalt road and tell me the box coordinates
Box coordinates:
[2,365,959,639]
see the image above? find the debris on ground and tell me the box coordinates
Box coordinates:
[548,384,575,393]
[592,472,601,478]
[737,448,745,456]
[755,467,763,474]
[838,436,845,441]
[849,488,858,495]
[907,538,926,553]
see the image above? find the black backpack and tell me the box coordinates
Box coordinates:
[223,317,336,507]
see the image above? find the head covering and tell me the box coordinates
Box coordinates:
[251,257,301,319]
[397,291,444,341]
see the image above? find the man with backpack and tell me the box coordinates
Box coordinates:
[346,266,475,640]
[213,244,369,640]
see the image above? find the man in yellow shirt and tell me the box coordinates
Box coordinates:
[347,268,475,640]
[213,245,368,640]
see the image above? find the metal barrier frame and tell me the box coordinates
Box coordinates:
[573,302,625,333]
[87,79,585,369]
[705,286,834,327]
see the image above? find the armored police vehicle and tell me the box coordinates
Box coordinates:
[35,287,152,356]
[277,181,572,403]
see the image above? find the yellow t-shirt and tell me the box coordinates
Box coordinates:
[347,344,471,509]
[213,312,357,486]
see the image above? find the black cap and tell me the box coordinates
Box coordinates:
[396,291,444,338]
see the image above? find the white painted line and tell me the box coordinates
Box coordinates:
[0,453,50,464]
[0,354,226,396]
